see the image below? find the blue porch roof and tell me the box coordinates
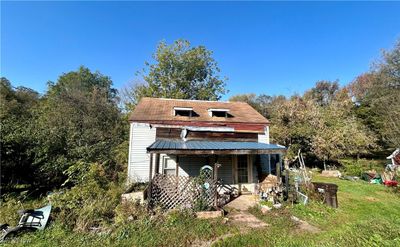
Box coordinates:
[147,139,286,155]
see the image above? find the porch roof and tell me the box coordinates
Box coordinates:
[147,139,286,155]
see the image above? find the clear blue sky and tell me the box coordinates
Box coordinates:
[2,1,400,100]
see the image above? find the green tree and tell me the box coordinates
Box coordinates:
[268,95,319,159]
[350,40,400,148]
[304,80,339,106]
[0,77,39,187]
[33,67,126,187]
[311,88,377,163]
[123,39,227,109]
[229,93,273,118]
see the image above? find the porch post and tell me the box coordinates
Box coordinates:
[268,154,271,174]
[176,155,179,177]
[147,153,154,206]
[214,155,219,180]
[155,153,160,174]
[214,155,219,208]
[149,153,153,180]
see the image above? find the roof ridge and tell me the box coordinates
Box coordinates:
[142,97,246,104]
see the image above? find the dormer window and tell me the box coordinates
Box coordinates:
[208,108,230,118]
[174,107,193,117]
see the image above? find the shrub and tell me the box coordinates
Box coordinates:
[114,199,148,225]
[339,158,385,176]
[49,163,124,231]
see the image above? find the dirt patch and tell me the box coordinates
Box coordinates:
[191,233,237,247]
[291,216,321,234]
[365,196,379,202]
[228,211,268,230]
[192,211,268,247]
[224,195,258,211]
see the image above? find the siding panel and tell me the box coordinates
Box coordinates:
[128,123,156,182]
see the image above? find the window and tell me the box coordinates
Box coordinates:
[237,155,248,183]
[163,157,176,175]
[174,107,193,117]
[208,108,230,118]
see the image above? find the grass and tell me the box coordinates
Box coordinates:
[1,211,235,247]
[2,175,400,246]
[214,176,400,247]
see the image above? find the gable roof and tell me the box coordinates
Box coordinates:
[129,97,269,124]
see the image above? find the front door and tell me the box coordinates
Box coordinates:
[236,155,249,183]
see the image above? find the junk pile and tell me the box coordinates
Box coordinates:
[360,149,400,187]
[258,174,283,209]
[311,182,339,208]
[361,170,398,187]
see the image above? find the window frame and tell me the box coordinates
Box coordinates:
[162,156,176,175]
[173,107,193,117]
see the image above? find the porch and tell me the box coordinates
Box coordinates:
[146,140,286,210]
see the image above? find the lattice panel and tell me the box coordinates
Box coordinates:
[149,174,218,210]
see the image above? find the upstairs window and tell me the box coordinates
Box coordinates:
[208,108,230,118]
[174,107,193,117]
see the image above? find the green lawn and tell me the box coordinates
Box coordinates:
[215,176,400,246]
[2,176,400,246]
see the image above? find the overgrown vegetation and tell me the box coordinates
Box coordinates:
[339,159,387,176]
[2,176,399,246]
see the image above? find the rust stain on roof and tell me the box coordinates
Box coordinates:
[129,97,269,124]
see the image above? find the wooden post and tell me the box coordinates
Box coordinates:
[214,155,219,180]
[284,169,289,200]
[276,160,281,183]
[149,153,154,180]
[155,153,160,174]
[176,155,179,177]
[147,153,153,208]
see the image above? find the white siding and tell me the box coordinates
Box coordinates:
[258,126,270,144]
[127,122,156,183]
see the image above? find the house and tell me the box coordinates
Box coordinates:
[127,97,286,194]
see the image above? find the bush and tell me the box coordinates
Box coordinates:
[114,199,148,225]
[49,163,124,231]
[339,159,386,176]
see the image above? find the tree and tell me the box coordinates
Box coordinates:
[229,94,259,110]
[229,93,273,118]
[32,67,126,187]
[350,40,400,148]
[311,88,377,163]
[123,39,227,109]
[268,95,319,159]
[304,80,340,106]
[1,78,39,187]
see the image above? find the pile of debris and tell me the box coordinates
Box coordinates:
[361,170,398,187]
[358,149,400,187]
[258,174,283,209]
